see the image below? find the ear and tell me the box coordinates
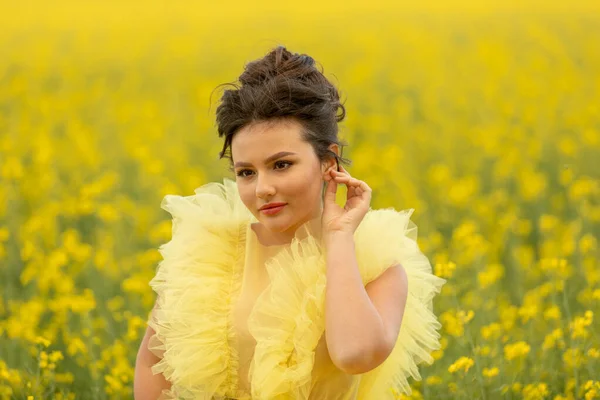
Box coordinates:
[321,143,340,174]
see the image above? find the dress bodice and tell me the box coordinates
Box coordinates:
[232,224,285,394]
[232,223,361,399]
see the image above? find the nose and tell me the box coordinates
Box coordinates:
[255,175,276,200]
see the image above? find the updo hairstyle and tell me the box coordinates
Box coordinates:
[213,45,351,171]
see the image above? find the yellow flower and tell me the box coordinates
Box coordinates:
[440,309,474,337]
[67,337,87,356]
[97,204,120,222]
[457,310,475,323]
[569,177,599,201]
[448,356,474,373]
[518,303,539,323]
[482,367,499,378]
[448,176,479,207]
[434,261,457,279]
[430,337,446,360]
[566,378,577,393]
[54,372,75,384]
[569,310,593,339]
[504,341,531,361]
[583,381,600,400]
[587,348,600,359]
[558,137,578,157]
[425,375,442,385]
[512,382,523,393]
[542,328,565,350]
[430,348,444,360]
[500,306,518,331]
[539,215,560,233]
[539,258,572,279]
[34,336,51,348]
[519,169,547,200]
[1,157,24,179]
[49,350,64,363]
[397,388,424,400]
[478,263,504,288]
[522,383,549,400]
[105,375,124,391]
[544,305,562,321]
[474,345,492,356]
[563,348,584,369]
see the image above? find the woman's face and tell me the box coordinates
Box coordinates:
[231,118,337,243]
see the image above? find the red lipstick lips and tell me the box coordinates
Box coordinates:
[259,202,287,215]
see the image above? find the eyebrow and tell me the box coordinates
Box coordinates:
[233,151,297,168]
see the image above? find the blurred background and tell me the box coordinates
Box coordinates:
[0,1,599,399]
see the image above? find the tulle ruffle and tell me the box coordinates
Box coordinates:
[247,231,327,399]
[147,179,253,399]
[355,208,447,398]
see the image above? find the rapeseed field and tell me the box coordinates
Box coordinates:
[0,1,599,399]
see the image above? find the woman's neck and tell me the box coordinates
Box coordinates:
[252,212,322,247]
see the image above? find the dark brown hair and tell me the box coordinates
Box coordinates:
[213,45,351,171]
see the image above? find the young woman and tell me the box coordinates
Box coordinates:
[134,45,446,400]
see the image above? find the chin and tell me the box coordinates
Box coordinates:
[259,211,300,232]
[261,218,292,233]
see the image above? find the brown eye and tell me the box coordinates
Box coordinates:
[236,169,253,178]
[274,160,292,170]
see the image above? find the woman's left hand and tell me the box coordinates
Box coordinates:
[322,165,372,237]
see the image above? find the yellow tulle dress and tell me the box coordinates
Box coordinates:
[147,178,446,400]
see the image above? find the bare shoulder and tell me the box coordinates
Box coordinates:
[365,264,408,294]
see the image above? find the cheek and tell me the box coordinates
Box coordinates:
[237,185,256,211]
[285,169,322,202]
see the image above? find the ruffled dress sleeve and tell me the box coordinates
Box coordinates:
[353,208,447,398]
[146,179,253,400]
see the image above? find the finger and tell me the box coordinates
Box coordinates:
[359,180,372,193]
[324,174,338,203]
[331,168,347,178]
[338,176,353,192]
[332,174,357,198]
[352,185,370,199]
[339,178,367,201]
[347,185,357,199]
[334,175,364,189]
[342,173,371,194]
[334,176,358,191]
[344,177,371,198]
[334,168,351,178]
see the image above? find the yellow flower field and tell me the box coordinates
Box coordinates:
[1,1,599,399]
